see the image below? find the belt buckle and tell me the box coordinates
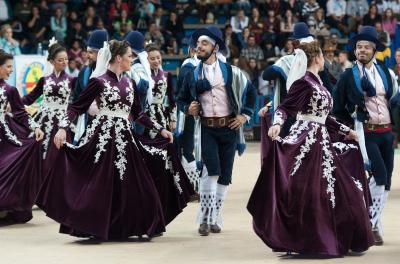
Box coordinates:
[207,119,214,127]
[219,118,226,127]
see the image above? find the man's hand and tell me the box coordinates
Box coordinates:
[228,115,247,130]
[188,101,200,116]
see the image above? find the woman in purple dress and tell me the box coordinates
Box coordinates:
[247,41,374,256]
[144,44,176,139]
[22,43,75,177]
[36,40,188,240]
[0,50,44,224]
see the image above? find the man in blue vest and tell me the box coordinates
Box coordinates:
[73,29,108,142]
[333,26,400,246]
[178,26,255,236]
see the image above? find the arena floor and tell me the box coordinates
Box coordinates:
[1,143,399,264]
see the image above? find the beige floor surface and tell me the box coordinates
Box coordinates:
[0,143,399,264]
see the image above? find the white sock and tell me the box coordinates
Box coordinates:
[196,167,218,225]
[214,183,228,227]
[369,177,386,234]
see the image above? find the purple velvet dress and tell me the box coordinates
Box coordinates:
[36,70,192,239]
[0,79,42,223]
[22,71,75,176]
[247,72,374,256]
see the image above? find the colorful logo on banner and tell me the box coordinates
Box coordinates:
[22,62,44,96]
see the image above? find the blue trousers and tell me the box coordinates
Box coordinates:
[365,131,394,190]
[201,126,238,186]
[177,116,195,162]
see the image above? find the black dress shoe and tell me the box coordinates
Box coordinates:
[210,224,221,233]
[372,228,384,246]
[198,223,210,236]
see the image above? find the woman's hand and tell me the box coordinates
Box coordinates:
[268,124,281,140]
[258,106,268,117]
[170,121,177,132]
[160,129,174,143]
[54,128,67,149]
[34,128,44,141]
[345,129,359,142]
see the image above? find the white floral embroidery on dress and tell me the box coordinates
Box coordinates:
[94,118,113,163]
[352,177,363,191]
[333,142,358,154]
[320,127,337,208]
[290,123,319,176]
[273,110,285,126]
[283,120,310,144]
[114,118,128,180]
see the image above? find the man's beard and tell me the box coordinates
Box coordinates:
[197,50,213,62]
[357,54,373,64]
[89,60,96,69]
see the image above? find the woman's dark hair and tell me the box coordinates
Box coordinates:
[108,40,130,63]
[47,43,67,61]
[0,49,13,65]
[145,43,161,53]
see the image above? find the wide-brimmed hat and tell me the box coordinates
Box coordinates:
[191,25,226,51]
[124,31,145,54]
[349,26,385,51]
[87,30,109,50]
[290,22,314,40]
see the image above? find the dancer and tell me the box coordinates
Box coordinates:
[178,26,256,236]
[175,38,201,194]
[36,40,174,240]
[333,26,399,246]
[22,42,75,176]
[73,29,109,142]
[247,40,374,256]
[124,30,153,135]
[143,44,176,139]
[0,50,44,224]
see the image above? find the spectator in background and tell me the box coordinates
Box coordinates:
[67,10,79,31]
[382,8,397,39]
[308,7,330,37]
[164,11,184,47]
[280,39,294,56]
[346,0,369,33]
[240,34,264,68]
[68,39,83,67]
[153,7,165,29]
[0,0,12,23]
[363,4,382,26]
[261,24,277,47]
[263,10,280,36]
[302,0,320,20]
[375,21,391,48]
[113,9,133,38]
[197,0,213,24]
[145,23,165,51]
[323,41,342,81]
[109,0,129,22]
[80,49,88,66]
[284,0,303,18]
[326,0,346,33]
[66,21,87,47]
[238,26,251,49]
[249,7,264,44]
[224,24,241,60]
[338,50,352,71]
[65,57,80,77]
[39,0,51,18]
[14,0,32,25]
[236,0,251,13]
[262,39,277,63]
[375,29,392,66]
[243,57,261,89]
[266,0,281,16]
[95,17,106,31]
[26,5,47,52]
[50,7,67,41]
[230,9,249,34]
[280,9,296,36]
[0,24,21,55]
[137,0,155,29]
[84,6,97,33]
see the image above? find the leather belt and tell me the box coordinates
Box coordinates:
[364,123,391,131]
[201,116,232,128]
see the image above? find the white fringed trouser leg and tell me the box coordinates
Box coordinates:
[369,177,387,236]
[197,167,218,225]
[181,156,200,193]
[376,190,390,236]
[214,183,228,227]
